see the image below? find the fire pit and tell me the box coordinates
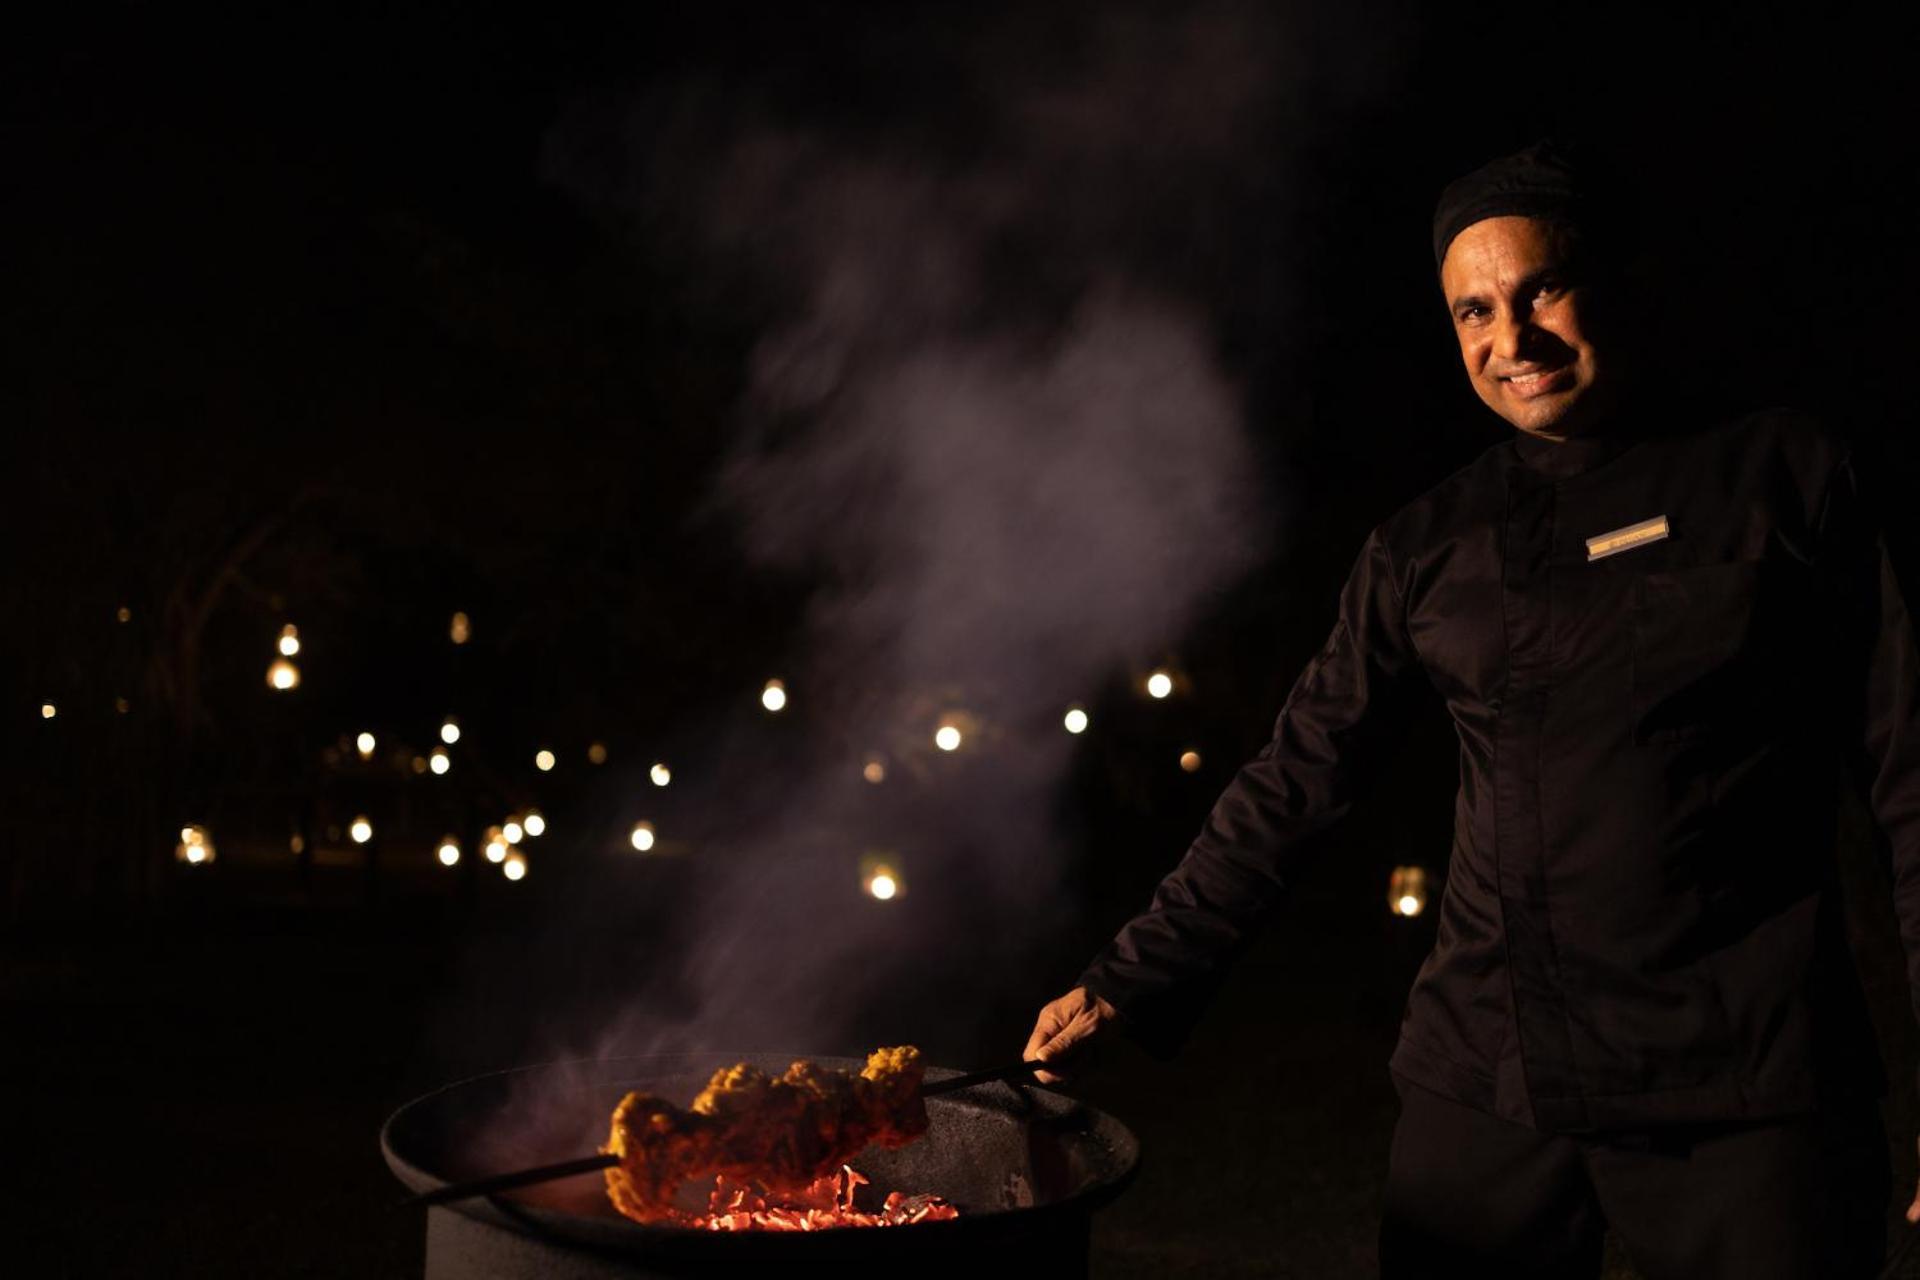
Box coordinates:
[383,1052,1140,1278]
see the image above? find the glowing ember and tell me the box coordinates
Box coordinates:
[695,1165,957,1232]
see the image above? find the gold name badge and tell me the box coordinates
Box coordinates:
[1585,515,1670,562]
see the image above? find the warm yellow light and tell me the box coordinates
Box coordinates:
[277,624,301,657]
[290,833,306,855]
[629,821,656,852]
[587,741,608,765]
[761,679,787,712]
[175,824,215,866]
[411,755,429,775]
[350,816,374,844]
[934,724,962,752]
[1146,670,1173,699]
[114,696,130,714]
[863,759,886,784]
[116,606,132,623]
[267,658,301,691]
[40,702,56,720]
[1179,750,1202,773]
[535,749,556,772]
[1064,706,1089,734]
[430,748,451,775]
[1388,865,1430,918]
[868,873,897,900]
[503,853,527,881]
[503,820,525,845]
[437,838,461,867]
[440,718,461,745]
[356,731,376,759]
[449,611,471,645]
[484,827,508,863]
[523,810,546,838]
[649,762,671,787]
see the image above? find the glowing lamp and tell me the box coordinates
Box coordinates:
[1388,865,1430,918]
[175,824,215,866]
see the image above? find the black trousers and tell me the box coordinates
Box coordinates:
[1379,1076,1891,1279]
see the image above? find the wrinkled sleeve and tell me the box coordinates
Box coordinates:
[1076,526,1423,1057]
[1822,450,1920,1096]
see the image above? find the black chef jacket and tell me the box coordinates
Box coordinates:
[1078,405,1920,1133]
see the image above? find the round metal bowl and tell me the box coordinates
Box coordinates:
[382,1053,1140,1277]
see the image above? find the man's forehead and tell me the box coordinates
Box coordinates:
[1440,217,1571,294]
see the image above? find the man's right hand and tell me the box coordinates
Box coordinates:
[1022,986,1118,1084]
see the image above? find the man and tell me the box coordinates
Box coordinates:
[1024,140,1920,1276]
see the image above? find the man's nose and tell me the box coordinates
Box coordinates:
[1491,310,1529,363]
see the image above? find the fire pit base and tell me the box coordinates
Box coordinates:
[424,1202,1091,1279]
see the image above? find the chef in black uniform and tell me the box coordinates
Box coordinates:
[1024,140,1918,1277]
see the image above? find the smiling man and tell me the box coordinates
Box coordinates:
[1025,140,1920,1277]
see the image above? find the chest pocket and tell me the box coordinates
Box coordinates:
[1627,559,1813,746]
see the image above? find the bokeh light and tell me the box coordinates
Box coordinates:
[350,816,373,844]
[503,853,527,882]
[535,749,556,772]
[40,702,56,720]
[587,741,608,765]
[355,731,376,759]
[862,758,886,784]
[934,724,962,752]
[175,825,215,866]
[503,819,524,845]
[436,838,461,867]
[1179,750,1202,773]
[1063,706,1089,734]
[267,658,301,691]
[1146,670,1173,699]
[440,718,461,745]
[649,762,671,787]
[277,624,301,657]
[761,678,787,712]
[484,827,508,862]
[523,810,546,838]
[1388,865,1429,918]
[629,821,656,852]
[429,748,450,775]
[449,611,471,644]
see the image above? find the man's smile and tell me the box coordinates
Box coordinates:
[1499,365,1575,399]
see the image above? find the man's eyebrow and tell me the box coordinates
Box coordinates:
[1449,291,1490,315]
[1448,266,1571,315]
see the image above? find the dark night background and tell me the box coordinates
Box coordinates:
[8,2,1920,1275]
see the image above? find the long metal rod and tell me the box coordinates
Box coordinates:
[400,1152,617,1208]
[398,1062,1043,1209]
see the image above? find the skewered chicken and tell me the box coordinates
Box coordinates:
[602,1045,932,1224]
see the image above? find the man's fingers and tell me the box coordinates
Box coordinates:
[1907,1188,1920,1224]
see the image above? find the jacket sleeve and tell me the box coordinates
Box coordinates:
[1076,525,1424,1057]
[1821,448,1920,1095]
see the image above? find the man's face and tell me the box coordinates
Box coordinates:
[1440,215,1617,440]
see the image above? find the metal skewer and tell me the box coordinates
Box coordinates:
[398,1061,1045,1208]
